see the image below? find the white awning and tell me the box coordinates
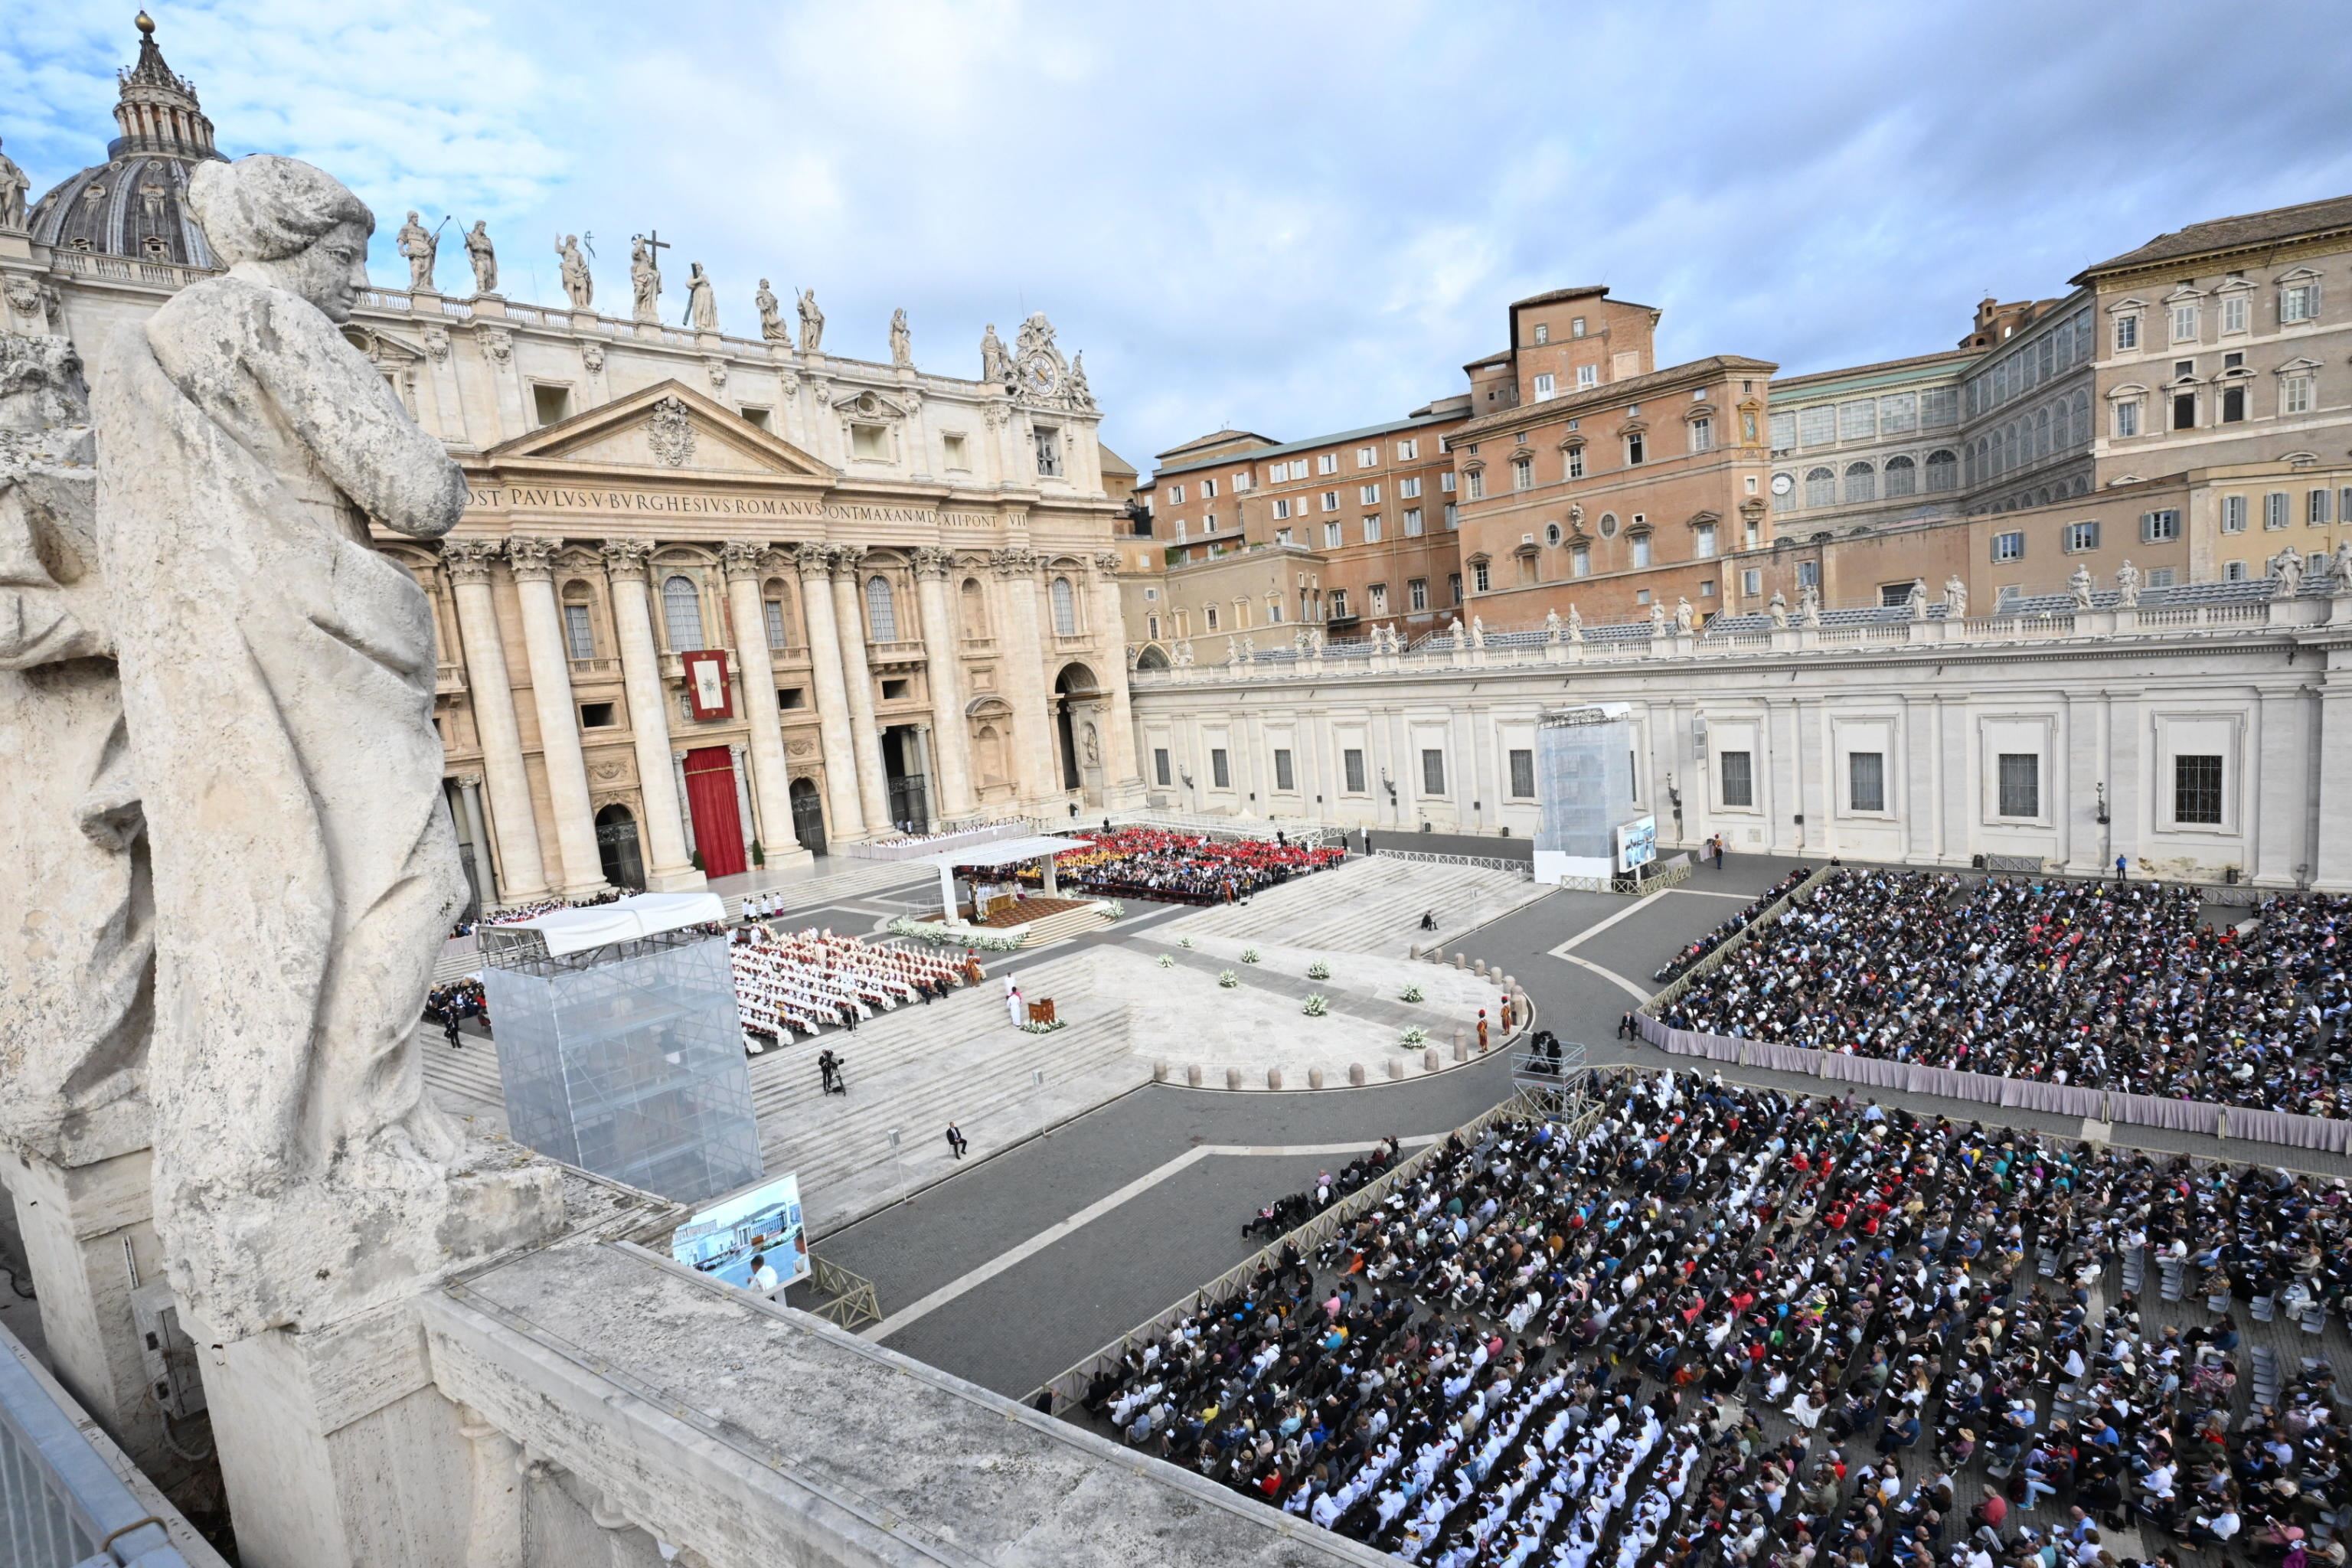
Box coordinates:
[916,835,1094,872]
[511,890,729,956]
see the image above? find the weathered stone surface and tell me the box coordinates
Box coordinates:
[88,155,558,1338]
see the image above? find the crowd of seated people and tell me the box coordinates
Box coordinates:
[425,978,486,1030]
[1242,1138,1405,1240]
[1018,827,1346,906]
[728,926,981,1048]
[448,888,626,941]
[1074,1070,2352,1568]
[1650,868,1815,984]
[1658,871,2352,1116]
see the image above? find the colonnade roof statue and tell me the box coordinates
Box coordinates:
[86,152,560,1339]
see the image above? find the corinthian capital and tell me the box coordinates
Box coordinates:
[910,545,955,580]
[791,541,831,576]
[442,538,502,584]
[504,534,562,580]
[600,538,655,580]
[989,546,1040,580]
[1093,549,1123,576]
[719,541,770,582]
[827,544,867,578]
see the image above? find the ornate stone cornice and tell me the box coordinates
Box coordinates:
[911,545,954,580]
[600,538,655,580]
[1093,549,1122,576]
[791,541,831,577]
[442,538,502,584]
[450,770,484,789]
[504,534,562,581]
[718,541,768,582]
[989,546,1040,579]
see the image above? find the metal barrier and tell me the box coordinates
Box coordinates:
[1370,848,1534,879]
[1,1319,194,1568]
[801,1256,882,1332]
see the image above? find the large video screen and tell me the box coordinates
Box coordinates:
[670,1172,808,1290]
[1615,815,1658,872]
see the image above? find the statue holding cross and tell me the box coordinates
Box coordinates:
[629,230,668,323]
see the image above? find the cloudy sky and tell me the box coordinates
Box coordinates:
[8,1,2350,466]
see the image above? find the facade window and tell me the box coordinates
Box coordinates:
[1533,372,1557,400]
[2115,400,2142,438]
[2265,492,2291,530]
[1328,589,1348,619]
[2114,314,2140,352]
[2171,302,2198,342]
[1357,446,1377,468]
[1205,605,1220,631]
[2148,567,2176,588]
[762,599,788,652]
[662,574,704,651]
[1200,477,1217,498]
[1321,491,1339,511]
[1443,502,1459,530]
[1991,531,2024,563]
[2282,374,2315,416]
[1799,406,1836,446]
[1210,748,1230,789]
[1805,467,1836,508]
[1343,748,1367,793]
[2174,754,2223,825]
[1049,575,1078,635]
[2172,389,2196,430]
[1369,583,1389,615]
[864,574,900,641]
[1317,452,1338,475]
[1471,558,1491,593]
[1324,521,1342,548]
[1720,750,1754,808]
[1408,578,1428,610]
[2282,280,2321,324]
[2224,560,2249,582]
[1624,432,1645,466]
[1576,364,1598,390]
[2063,521,2100,553]
[1562,445,1588,480]
[1403,508,1423,536]
[1843,462,1876,504]
[2223,495,2248,532]
[1848,752,1886,813]
[1272,498,1292,520]
[1420,749,1446,795]
[1511,456,1533,490]
[1839,400,1876,442]
[2223,294,2249,335]
[1273,527,1292,547]
[1924,449,1958,492]
[1796,560,1819,589]
[1360,482,1381,505]
[1033,426,1062,477]
[1694,523,1717,559]
[1449,573,1463,604]
[1152,748,1171,787]
[1399,476,1422,498]
[1628,534,1651,569]
[2312,488,2335,526]
[1397,438,1419,460]
[1363,515,1382,544]
[1570,545,1590,578]
[1883,454,1916,497]
[1508,749,1535,799]
[1272,749,1295,792]
[2222,384,2246,422]
[1997,753,2040,818]
[1168,484,1185,505]
[1689,416,1712,452]
[1465,469,1485,500]
[2141,508,2180,544]
[1742,567,1762,596]
[564,602,596,659]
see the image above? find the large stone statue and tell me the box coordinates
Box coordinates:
[0,333,152,1165]
[1798,582,1822,627]
[1068,351,1095,410]
[462,219,496,294]
[395,208,437,291]
[1566,604,1583,642]
[1674,596,1694,633]
[629,235,662,323]
[756,279,786,341]
[798,288,825,354]
[2068,564,2095,609]
[555,233,593,309]
[1767,590,1788,628]
[1904,577,1927,621]
[90,155,559,1337]
[1649,601,1667,638]
[0,136,28,229]
[1544,608,1562,645]
[2333,538,2352,596]
[2274,546,2305,599]
[684,261,719,332]
[2115,558,2141,609]
[981,322,1007,382]
[889,307,912,368]
[1942,574,1968,618]
[1470,615,1487,649]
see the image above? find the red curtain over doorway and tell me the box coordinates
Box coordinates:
[681,746,746,878]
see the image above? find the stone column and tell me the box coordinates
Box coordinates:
[1089,550,1144,806]
[727,741,757,861]
[828,546,894,834]
[993,547,1057,803]
[505,537,607,896]
[911,546,978,819]
[671,751,697,861]
[792,543,866,841]
[719,544,814,873]
[457,775,497,903]
[443,541,550,902]
[601,540,704,890]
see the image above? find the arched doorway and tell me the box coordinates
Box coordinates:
[596,803,646,890]
[1134,644,1170,671]
[1052,663,1102,803]
[789,776,827,858]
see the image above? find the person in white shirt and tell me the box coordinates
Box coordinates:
[748,1252,780,1296]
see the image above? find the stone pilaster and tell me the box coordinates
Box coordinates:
[442,541,549,902]
[455,771,497,905]
[827,546,894,835]
[992,547,1056,802]
[719,544,814,874]
[504,536,607,897]
[600,541,703,890]
[792,543,865,842]
[1090,550,1144,806]
[910,546,978,819]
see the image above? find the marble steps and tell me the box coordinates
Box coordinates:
[1014,902,1116,947]
[420,1038,511,1132]
[1179,858,1540,957]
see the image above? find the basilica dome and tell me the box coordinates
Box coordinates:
[28,14,224,270]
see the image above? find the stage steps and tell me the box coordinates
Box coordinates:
[1014,901,1116,947]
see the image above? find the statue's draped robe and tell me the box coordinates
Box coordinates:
[93,276,469,1220]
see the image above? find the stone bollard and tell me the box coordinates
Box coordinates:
[1227,1067,1243,1091]
[1455,1036,1469,1063]
[1152,1060,1168,1083]
[1186,1063,1203,1087]
[1309,1067,1325,1089]
[1267,1067,1282,1091]
[1387,1058,1405,1081]
[1475,958,1489,978]
[1423,1048,1440,1073]
[1453,952,1466,970]
[1349,1063,1367,1086]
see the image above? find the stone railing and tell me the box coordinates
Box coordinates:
[49,250,216,291]
[1130,593,2350,688]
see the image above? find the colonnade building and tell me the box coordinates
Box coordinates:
[1,19,1143,907]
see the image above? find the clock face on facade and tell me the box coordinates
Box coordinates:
[1020,353,1059,398]
[1770,472,1794,495]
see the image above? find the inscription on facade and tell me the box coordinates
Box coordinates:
[466,486,995,531]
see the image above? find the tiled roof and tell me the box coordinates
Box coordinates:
[2073,194,2352,281]
[1151,408,1468,479]
[1153,428,1280,461]
[1448,354,1778,444]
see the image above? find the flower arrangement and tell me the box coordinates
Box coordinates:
[1102,901,1126,920]
[1018,1018,1066,1034]
[1217,969,1240,989]
[1157,953,1174,970]
[1240,947,1262,965]
[887,916,1024,952]
[1399,983,1425,1004]
[1307,959,1331,981]
[1303,993,1329,1018]
[1178,936,1196,949]
[1400,1025,1429,1048]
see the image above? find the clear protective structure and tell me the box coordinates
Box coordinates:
[1534,704,1638,884]
[480,927,763,1205]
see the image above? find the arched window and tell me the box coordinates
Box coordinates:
[761,577,793,651]
[1883,455,1917,498]
[561,581,597,659]
[1805,467,1836,508]
[2035,407,2051,459]
[1925,449,1958,492]
[1842,462,1876,504]
[1049,575,1079,636]
[959,577,989,639]
[864,574,898,642]
[662,574,704,651]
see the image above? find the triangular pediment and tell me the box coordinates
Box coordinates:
[483,380,834,479]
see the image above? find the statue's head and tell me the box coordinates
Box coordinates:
[191,156,374,323]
